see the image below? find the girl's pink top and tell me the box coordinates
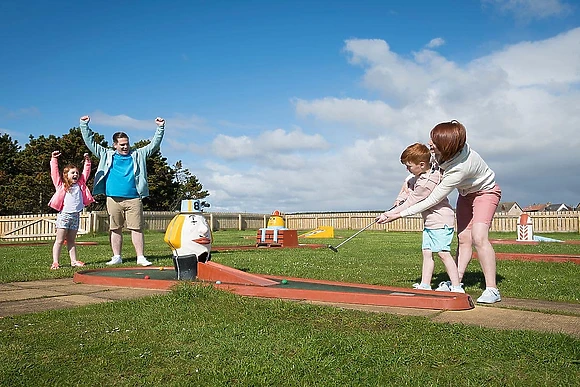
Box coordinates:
[48,157,95,212]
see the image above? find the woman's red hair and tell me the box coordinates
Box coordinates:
[430,120,466,163]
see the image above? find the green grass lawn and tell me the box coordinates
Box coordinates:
[0,230,579,386]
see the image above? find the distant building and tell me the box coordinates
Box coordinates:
[495,201,523,215]
[522,203,547,212]
[544,203,573,212]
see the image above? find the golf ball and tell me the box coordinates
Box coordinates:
[144,275,150,279]
[216,281,222,285]
[281,279,288,285]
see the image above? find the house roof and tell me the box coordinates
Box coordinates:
[522,204,546,212]
[495,201,521,213]
[545,203,572,211]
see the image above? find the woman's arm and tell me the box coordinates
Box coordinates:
[398,169,463,217]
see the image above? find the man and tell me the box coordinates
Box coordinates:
[80,115,165,266]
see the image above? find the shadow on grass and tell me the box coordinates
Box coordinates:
[93,253,172,265]
[431,270,505,290]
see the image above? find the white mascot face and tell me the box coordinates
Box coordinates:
[177,214,212,262]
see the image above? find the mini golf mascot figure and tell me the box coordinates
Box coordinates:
[258,210,287,244]
[164,199,212,280]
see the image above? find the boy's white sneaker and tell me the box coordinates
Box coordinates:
[476,288,501,304]
[137,256,152,266]
[435,281,451,292]
[451,284,465,293]
[412,283,431,290]
[106,256,122,265]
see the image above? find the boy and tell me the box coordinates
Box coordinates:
[376,143,463,292]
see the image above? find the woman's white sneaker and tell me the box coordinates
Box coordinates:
[476,288,501,303]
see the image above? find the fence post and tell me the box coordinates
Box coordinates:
[238,214,242,231]
[210,213,214,232]
[86,210,92,234]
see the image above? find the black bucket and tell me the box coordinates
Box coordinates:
[172,254,198,280]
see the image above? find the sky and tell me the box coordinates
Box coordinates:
[1,0,579,213]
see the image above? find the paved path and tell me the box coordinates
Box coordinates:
[1,278,579,338]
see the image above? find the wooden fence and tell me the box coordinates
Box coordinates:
[285,211,580,234]
[0,213,93,241]
[0,211,578,242]
[0,211,270,241]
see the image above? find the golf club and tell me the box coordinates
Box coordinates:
[327,204,398,252]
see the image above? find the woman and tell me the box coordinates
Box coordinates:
[377,120,502,303]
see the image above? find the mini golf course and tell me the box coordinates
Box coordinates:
[74,261,475,311]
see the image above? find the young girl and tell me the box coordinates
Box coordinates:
[377,121,502,304]
[48,151,95,269]
[378,143,463,292]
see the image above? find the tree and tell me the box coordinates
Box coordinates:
[0,133,21,215]
[172,160,209,209]
[0,128,107,215]
[9,133,59,214]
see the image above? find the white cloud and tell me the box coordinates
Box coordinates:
[426,38,445,48]
[482,0,573,20]
[476,27,580,86]
[89,111,160,131]
[90,111,211,131]
[211,128,329,160]
[0,106,40,119]
[295,97,399,133]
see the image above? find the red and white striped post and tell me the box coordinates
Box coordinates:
[517,214,534,241]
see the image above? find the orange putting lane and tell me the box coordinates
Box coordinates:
[74,261,474,311]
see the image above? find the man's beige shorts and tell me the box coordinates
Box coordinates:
[106,197,144,231]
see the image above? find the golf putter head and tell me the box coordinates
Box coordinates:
[328,245,339,253]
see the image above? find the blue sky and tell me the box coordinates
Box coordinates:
[1,0,579,213]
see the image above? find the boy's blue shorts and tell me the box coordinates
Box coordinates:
[422,226,454,252]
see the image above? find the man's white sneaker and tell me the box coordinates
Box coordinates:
[137,256,152,267]
[106,256,122,265]
[476,288,501,304]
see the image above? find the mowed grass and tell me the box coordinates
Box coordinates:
[0,230,579,386]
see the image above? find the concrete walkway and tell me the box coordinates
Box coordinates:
[1,278,579,338]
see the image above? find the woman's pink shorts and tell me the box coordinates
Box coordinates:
[456,184,501,234]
